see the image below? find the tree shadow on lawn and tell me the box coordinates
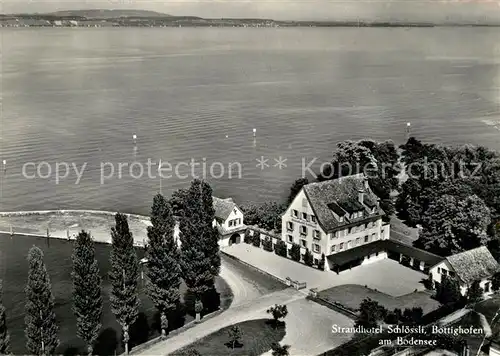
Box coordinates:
[173,318,286,356]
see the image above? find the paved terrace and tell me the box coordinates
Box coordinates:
[224,243,427,295]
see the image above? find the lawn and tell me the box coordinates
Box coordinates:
[318,284,440,314]
[0,233,233,355]
[173,318,286,356]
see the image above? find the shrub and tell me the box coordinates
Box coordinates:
[244,230,252,244]
[263,237,273,252]
[303,249,314,267]
[290,244,301,262]
[318,253,326,270]
[274,240,287,257]
[252,231,261,248]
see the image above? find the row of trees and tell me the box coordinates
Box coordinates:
[0,179,221,355]
[355,298,424,329]
[397,138,500,256]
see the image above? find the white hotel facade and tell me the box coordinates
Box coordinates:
[281,173,390,271]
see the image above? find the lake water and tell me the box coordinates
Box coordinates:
[1,27,499,214]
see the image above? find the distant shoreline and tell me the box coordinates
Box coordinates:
[1,15,500,28]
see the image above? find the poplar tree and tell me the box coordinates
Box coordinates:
[145,194,181,338]
[199,180,221,279]
[0,280,10,355]
[109,213,140,355]
[179,181,215,312]
[72,231,103,355]
[25,246,59,355]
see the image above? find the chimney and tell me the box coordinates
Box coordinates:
[358,189,364,204]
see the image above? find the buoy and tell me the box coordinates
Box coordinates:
[133,134,137,144]
[407,122,411,127]
[225,135,229,138]
[253,128,256,137]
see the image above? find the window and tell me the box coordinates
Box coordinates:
[229,220,233,227]
[371,233,376,241]
[442,269,448,276]
[331,231,337,239]
[339,216,344,222]
[381,229,385,236]
[314,230,321,240]
[356,237,361,245]
[347,240,352,249]
[331,245,336,253]
[339,243,344,250]
[348,227,353,234]
[287,235,293,243]
[292,209,299,218]
[233,208,237,214]
[300,239,307,248]
[287,222,294,231]
[314,258,319,265]
[302,212,308,221]
[376,252,379,256]
[364,235,369,243]
[311,216,316,223]
[300,225,307,235]
[313,244,321,253]
[437,267,441,274]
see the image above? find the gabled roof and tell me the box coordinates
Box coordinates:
[327,239,443,267]
[444,246,500,285]
[212,196,237,221]
[302,173,381,233]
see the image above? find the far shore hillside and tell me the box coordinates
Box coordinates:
[0,210,153,246]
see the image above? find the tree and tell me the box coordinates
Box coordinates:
[145,194,182,338]
[271,343,290,356]
[303,249,313,267]
[25,246,59,355]
[0,280,10,355]
[72,231,103,355]
[262,237,273,252]
[492,272,500,293]
[290,244,301,262]
[318,253,326,271]
[244,230,252,244]
[198,181,221,280]
[488,239,500,262]
[240,201,286,232]
[179,180,219,313]
[355,298,387,328]
[252,231,261,248]
[169,188,189,217]
[227,325,242,349]
[466,281,483,303]
[288,178,309,204]
[266,304,288,327]
[436,275,462,305]
[417,194,491,256]
[109,213,140,355]
[274,240,287,257]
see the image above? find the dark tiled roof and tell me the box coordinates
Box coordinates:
[327,239,443,267]
[303,173,380,233]
[212,196,236,221]
[444,246,500,285]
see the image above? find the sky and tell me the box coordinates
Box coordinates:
[2,0,500,22]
